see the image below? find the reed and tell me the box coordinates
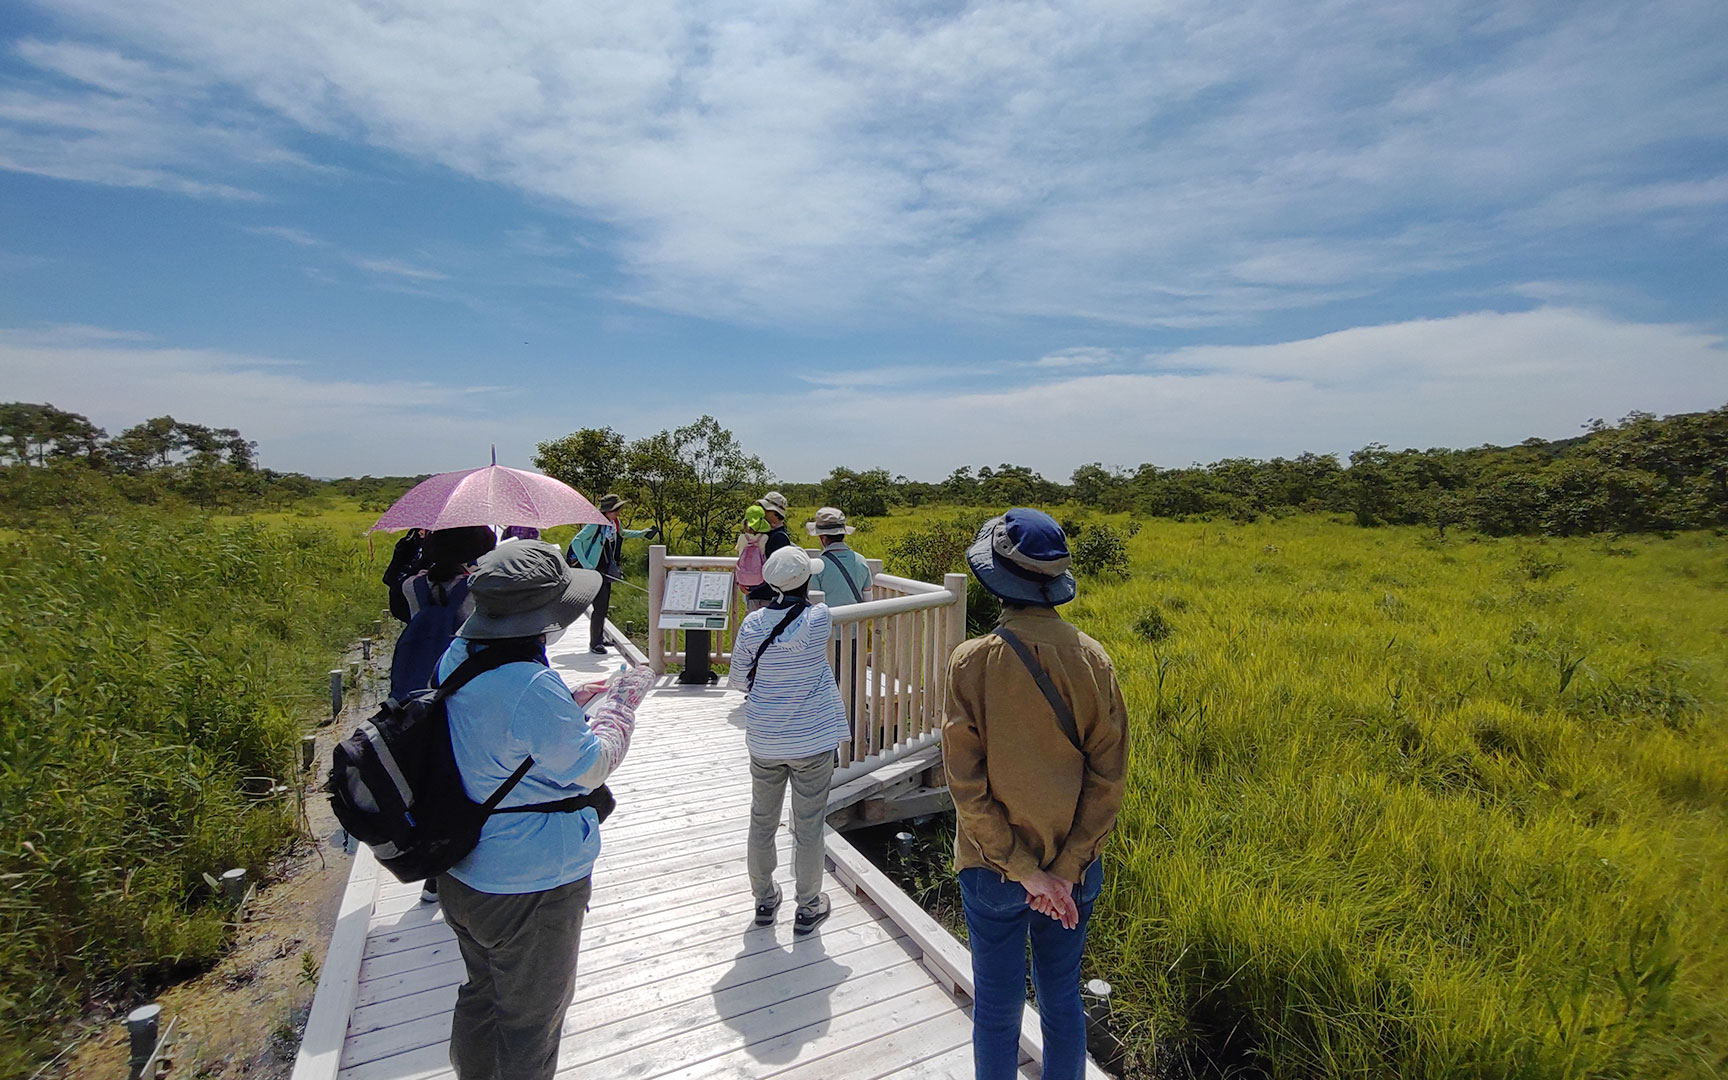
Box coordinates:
[847,509,1728,1077]
[0,505,376,1073]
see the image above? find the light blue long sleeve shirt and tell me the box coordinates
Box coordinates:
[437,638,609,894]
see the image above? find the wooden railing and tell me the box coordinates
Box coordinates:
[828,571,967,769]
[646,545,966,774]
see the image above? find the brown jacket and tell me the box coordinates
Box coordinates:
[943,606,1129,883]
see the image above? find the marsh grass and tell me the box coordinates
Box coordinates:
[844,510,1728,1078]
[0,506,376,1073]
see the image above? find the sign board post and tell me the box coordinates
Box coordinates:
[658,570,733,685]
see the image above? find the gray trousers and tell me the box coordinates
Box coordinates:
[438,873,592,1080]
[747,751,835,908]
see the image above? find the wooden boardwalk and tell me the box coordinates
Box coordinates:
[294,616,1104,1080]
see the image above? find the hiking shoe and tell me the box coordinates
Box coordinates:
[753,886,782,927]
[420,878,439,904]
[794,894,830,935]
[590,644,609,654]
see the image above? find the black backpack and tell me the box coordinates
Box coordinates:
[328,640,615,884]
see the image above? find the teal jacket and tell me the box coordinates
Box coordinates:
[566,522,651,574]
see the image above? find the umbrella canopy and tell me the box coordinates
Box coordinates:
[369,464,609,533]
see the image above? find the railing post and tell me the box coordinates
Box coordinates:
[865,558,883,601]
[648,544,667,675]
[941,572,967,712]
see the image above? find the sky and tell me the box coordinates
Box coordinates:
[1,0,1725,482]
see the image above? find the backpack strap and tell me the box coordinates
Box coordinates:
[440,575,469,610]
[430,639,545,700]
[429,642,614,819]
[406,574,432,619]
[992,626,1083,753]
[492,782,616,819]
[820,550,866,604]
[746,601,809,691]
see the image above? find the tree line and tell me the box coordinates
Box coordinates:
[810,406,1728,537]
[544,405,1727,541]
[11,400,1726,539]
[0,402,432,517]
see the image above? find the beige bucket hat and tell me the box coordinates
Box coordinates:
[805,506,856,536]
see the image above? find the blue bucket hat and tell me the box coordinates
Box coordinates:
[965,508,1076,606]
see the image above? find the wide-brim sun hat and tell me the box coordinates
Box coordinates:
[460,540,603,639]
[757,491,789,518]
[966,508,1077,607]
[762,546,821,592]
[597,493,629,515]
[805,506,856,536]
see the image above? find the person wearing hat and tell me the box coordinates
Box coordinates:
[734,503,772,613]
[805,506,872,608]
[744,491,794,604]
[942,508,1129,1080]
[434,541,652,1080]
[386,524,496,624]
[729,545,849,935]
[386,526,501,722]
[565,493,659,654]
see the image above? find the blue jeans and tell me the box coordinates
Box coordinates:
[959,859,1104,1080]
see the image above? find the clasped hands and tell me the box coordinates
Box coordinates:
[1020,869,1080,929]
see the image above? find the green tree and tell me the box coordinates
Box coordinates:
[1070,462,1132,510]
[819,466,894,518]
[534,427,628,501]
[110,416,184,471]
[669,416,773,556]
[0,403,106,466]
[625,430,687,545]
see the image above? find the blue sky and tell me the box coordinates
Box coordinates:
[1,0,1725,481]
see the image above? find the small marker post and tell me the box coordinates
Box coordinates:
[125,1004,161,1080]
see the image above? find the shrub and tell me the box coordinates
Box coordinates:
[884,514,982,585]
[1071,523,1130,579]
[1133,606,1175,642]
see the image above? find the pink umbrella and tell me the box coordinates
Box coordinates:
[368,453,608,533]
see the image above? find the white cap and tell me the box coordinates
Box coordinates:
[762,546,819,591]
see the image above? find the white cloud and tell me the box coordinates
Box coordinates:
[0,325,506,475]
[0,36,313,197]
[740,307,1728,479]
[1031,347,1118,369]
[352,257,449,281]
[799,363,1001,388]
[4,308,1723,480]
[9,0,1723,326]
[245,224,326,247]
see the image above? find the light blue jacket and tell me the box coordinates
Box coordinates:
[566,522,652,573]
[437,639,609,894]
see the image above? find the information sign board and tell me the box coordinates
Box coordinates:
[657,570,734,630]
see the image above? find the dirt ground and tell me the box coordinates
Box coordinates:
[47,648,377,1080]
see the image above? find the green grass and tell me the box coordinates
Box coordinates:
[0,504,378,1075]
[841,509,1728,1078]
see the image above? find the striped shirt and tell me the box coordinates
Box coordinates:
[730,601,851,760]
